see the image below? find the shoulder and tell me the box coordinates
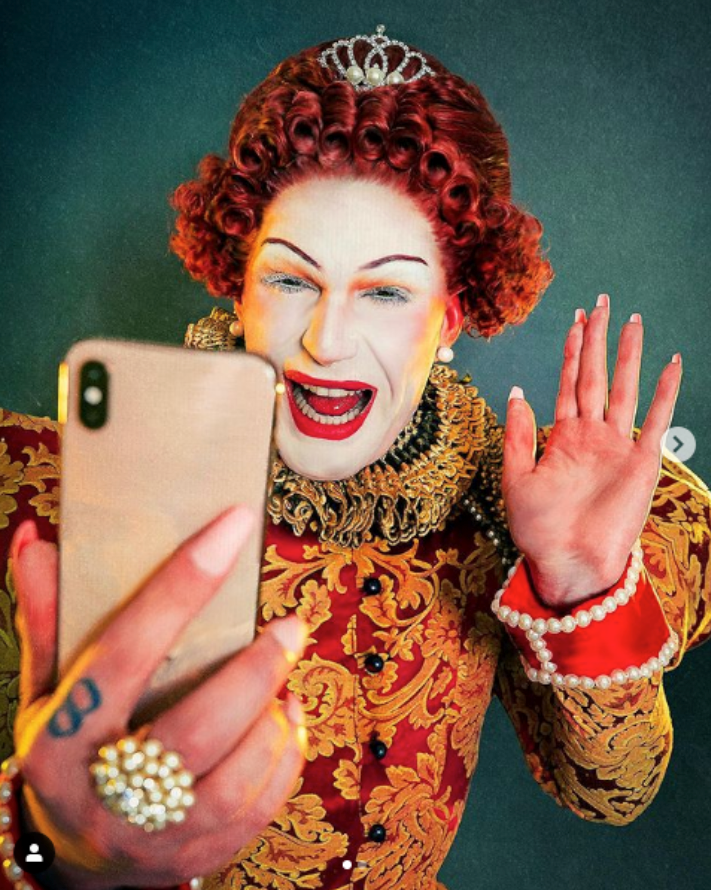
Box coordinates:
[0,408,60,759]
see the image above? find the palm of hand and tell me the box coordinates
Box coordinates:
[502,296,682,607]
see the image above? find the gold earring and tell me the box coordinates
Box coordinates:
[184,307,241,350]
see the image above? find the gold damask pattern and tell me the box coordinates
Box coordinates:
[0,403,709,890]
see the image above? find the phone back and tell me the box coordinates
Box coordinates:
[58,338,276,718]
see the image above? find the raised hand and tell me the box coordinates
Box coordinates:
[10,507,308,889]
[501,293,683,608]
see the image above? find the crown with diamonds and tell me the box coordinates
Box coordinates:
[318,25,436,91]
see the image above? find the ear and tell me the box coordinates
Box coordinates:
[439,294,464,347]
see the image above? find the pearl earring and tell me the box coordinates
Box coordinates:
[229,318,244,338]
[436,346,454,363]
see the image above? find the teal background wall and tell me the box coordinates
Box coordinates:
[1,1,709,887]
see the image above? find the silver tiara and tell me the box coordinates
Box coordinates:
[318,25,436,91]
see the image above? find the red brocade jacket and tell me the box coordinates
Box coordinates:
[0,371,710,890]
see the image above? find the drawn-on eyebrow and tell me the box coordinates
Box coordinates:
[260,237,428,271]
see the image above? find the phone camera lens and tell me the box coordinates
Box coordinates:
[83,386,103,406]
[79,361,109,429]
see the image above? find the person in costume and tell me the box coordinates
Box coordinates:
[0,26,709,890]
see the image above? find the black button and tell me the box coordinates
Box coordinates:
[369,738,388,760]
[364,653,384,674]
[368,823,387,843]
[362,577,382,596]
[13,832,56,874]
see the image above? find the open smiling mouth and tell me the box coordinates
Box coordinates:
[284,371,377,440]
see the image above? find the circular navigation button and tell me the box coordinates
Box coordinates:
[13,832,55,874]
[661,426,696,464]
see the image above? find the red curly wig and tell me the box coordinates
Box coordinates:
[170,37,554,339]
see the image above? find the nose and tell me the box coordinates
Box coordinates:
[301,291,357,365]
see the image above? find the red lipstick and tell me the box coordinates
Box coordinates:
[283,371,378,440]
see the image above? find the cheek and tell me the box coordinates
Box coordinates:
[242,292,292,356]
[371,305,442,376]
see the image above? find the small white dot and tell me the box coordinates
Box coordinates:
[84,385,103,405]
[343,859,353,870]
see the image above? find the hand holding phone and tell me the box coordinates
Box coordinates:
[11,510,308,889]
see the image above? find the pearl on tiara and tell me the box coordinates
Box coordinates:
[319,25,436,92]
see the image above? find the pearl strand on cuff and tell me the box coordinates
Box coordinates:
[490,539,679,689]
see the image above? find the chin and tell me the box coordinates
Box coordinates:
[277,439,374,481]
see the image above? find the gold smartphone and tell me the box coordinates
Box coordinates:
[57,338,276,722]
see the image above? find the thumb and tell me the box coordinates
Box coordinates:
[10,520,58,709]
[502,386,537,495]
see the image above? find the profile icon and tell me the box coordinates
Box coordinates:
[26,843,43,862]
[12,832,55,874]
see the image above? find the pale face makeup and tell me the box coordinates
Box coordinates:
[239,174,462,481]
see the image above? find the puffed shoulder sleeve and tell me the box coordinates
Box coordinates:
[491,423,710,825]
[0,408,61,762]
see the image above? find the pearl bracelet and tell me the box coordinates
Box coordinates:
[491,539,679,690]
[0,756,203,890]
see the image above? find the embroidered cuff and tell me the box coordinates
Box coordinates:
[491,539,678,689]
[0,756,200,890]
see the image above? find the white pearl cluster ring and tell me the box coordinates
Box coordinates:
[491,540,679,689]
[90,736,196,832]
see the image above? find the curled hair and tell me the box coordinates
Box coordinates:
[170,40,554,339]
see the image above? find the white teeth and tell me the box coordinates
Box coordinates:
[300,382,363,397]
[293,385,367,425]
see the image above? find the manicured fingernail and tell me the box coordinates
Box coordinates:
[10,520,39,564]
[508,385,524,401]
[271,614,309,664]
[188,505,255,577]
[574,308,586,323]
[596,293,610,309]
[629,313,642,324]
[284,692,304,726]
[671,353,681,364]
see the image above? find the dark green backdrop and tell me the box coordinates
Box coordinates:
[1,2,710,888]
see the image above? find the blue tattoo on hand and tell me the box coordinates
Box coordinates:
[47,677,102,738]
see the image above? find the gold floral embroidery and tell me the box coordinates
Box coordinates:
[295,580,333,643]
[0,410,58,433]
[332,761,359,801]
[362,753,455,890]
[0,564,20,759]
[209,779,350,890]
[0,442,23,531]
[19,442,61,524]
[289,654,358,761]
